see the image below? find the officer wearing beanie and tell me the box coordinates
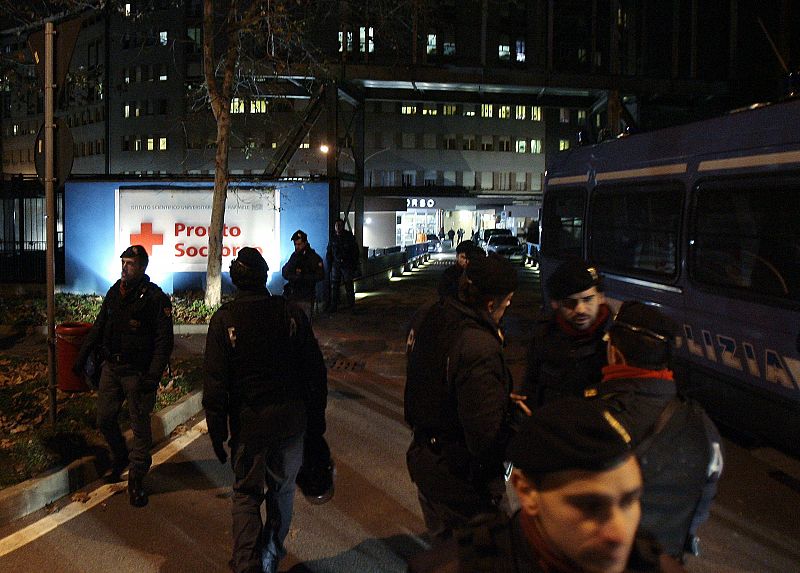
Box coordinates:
[521,257,612,408]
[405,253,520,541]
[590,301,723,561]
[408,398,686,573]
[281,229,325,322]
[203,247,329,573]
[437,239,486,299]
[73,244,173,507]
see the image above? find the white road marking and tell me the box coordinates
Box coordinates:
[0,418,208,557]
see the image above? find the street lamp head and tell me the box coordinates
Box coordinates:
[319,144,329,154]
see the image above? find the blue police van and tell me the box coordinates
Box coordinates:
[540,98,800,455]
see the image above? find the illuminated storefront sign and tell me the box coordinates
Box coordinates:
[116,187,278,273]
[406,198,436,208]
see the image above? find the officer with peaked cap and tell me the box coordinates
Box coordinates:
[74,244,173,507]
[592,301,723,560]
[282,229,325,322]
[204,247,329,573]
[409,398,687,573]
[521,257,612,409]
[405,253,520,541]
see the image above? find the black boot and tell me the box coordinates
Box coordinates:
[128,474,148,507]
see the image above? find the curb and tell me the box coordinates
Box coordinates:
[0,388,205,527]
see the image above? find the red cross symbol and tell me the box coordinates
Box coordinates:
[129,222,164,255]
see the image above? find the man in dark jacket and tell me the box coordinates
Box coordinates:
[282,229,325,321]
[522,257,611,408]
[203,247,328,573]
[405,253,519,542]
[325,219,360,312]
[408,398,686,573]
[73,244,173,507]
[592,301,723,561]
[437,240,485,299]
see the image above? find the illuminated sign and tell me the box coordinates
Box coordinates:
[406,198,436,208]
[116,187,278,274]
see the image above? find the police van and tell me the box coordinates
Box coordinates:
[540,98,800,455]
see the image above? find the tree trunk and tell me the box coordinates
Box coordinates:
[205,107,231,307]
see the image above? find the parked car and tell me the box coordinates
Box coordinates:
[485,235,525,263]
[480,228,513,248]
[426,233,443,253]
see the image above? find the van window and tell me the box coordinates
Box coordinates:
[690,177,800,303]
[589,183,682,278]
[541,187,585,257]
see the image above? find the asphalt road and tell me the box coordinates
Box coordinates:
[0,254,798,572]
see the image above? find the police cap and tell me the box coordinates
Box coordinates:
[120,245,149,267]
[509,397,633,476]
[291,229,308,243]
[612,301,681,343]
[546,257,601,300]
[234,247,268,273]
[465,252,518,296]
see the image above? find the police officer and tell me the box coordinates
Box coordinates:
[408,398,686,573]
[281,229,325,322]
[325,219,360,312]
[522,257,611,408]
[405,253,519,541]
[592,301,723,560]
[73,244,174,507]
[436,240,485,299]
[203,247,328,573]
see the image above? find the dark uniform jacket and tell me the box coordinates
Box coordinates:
[592,374,723,558]
[203,289,327,452]
[436,264,463,299]
[76,274,173,386]
[408,512,686,573]
[522,305,611,407]
[405,297,515,514]
[281,246,325,301]
[325,229,360,272]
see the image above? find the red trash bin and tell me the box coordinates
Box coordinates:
[55,322,93,392]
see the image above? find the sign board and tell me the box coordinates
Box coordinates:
[34,117,74,189]
[116,187,278,273]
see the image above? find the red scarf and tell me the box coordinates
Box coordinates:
[555,304,610,338]
[519,511,586,573]
[601,364,674,382]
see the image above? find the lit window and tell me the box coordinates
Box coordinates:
[427,34,437,55]
[134,104,140,117]
[159,31,167,46]
[338,31,353,52]
[124,3,131,16]
[159,66,167,81]
[251,99,267,113]
[516,39,526,62]
[560,108,570,123]
[481,104,493,118]
[442,105,457,116]
[578,110,586,122]
[401,104,417,115]
[498,105,511,119]
[530,139,542,153]
[559,139,570,151]
[515,105,526,120]
[147,138,155,151]
[443,42,455,56]
[498,36,510,61]
[515,139,526,153]
[134,137,142,151]
[123,68,130,84]
[159,137,167,150]
[463,105,476,117]
[300,142,310,149]
[422,105,437,116]
[123,103,130,118]
[359,27,374,53]
[532,106,542,121]
[231,98,245,113]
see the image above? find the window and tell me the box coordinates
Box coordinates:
[530,139,542,153]
[481,104,493,118]
[590,183,682,278]
[690,177,800,301]
[443,104,457,116]
[158,65,167,81]
[147,137,155,151]
[123,103,130,118]
[463,171,476,188]
[338,31,353,52]
[251,99,267,113]
[498,137,511,152]
[401,133,416,149]
[532,106,542,121]
[560,108,570,123]
[443,41,455,56]
[187,27,201,50]
[401,104,417,115]
[480,172,493,190]
[444,135,457,150]
[427,33,437,55]
[463,136,476,151]
[498,105,511,119]
[231,98,245,113]
[516,39,526,62]
[423,133,436,149]
[578,110,587,122]
[422,105,437,116]
[443,171,456,186]
[134,137,142,151]
[541,187,585,257]
[124,3,131,16]
[402,171,416,186]
[515,105,526,120]
[515,172,527,191]
[159,137,167,150]
[424,170,436,186]
[122,135,130,151]
[463,105,476,117]
[559,139,571,151]
[515,139,527,153]
[159,31,167,46]
[498,172,510,190]
[498,35,510,60]
[359,27,374,53]
[123,68,130,84]
[481,136,493,151]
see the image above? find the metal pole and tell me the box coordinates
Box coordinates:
[45,21,57,426]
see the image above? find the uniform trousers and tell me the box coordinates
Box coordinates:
[329,265,355,310]
[231,432,305,573]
